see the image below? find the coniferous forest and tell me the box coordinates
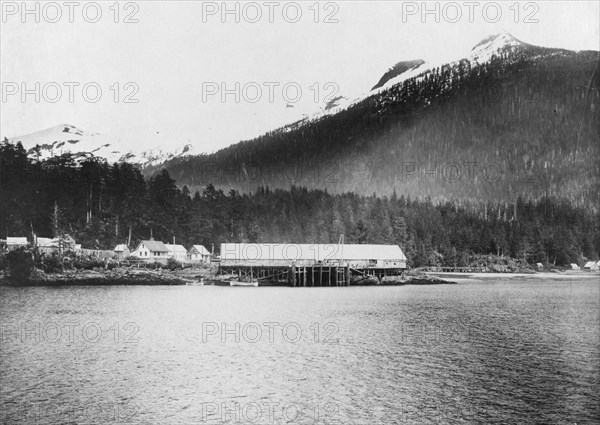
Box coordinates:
[157,45,599,208]
[1,141,598,267]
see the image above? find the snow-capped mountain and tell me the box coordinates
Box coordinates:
[5,124,200,167]
[273,32,529,134]
[3,32,583,173]
[323,31,527,116]
[158,31,598,206]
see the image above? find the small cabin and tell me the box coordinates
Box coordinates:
[6,237,28,250]
[114,244,131,260]
[188,245,212,263]
[166,244,188,261]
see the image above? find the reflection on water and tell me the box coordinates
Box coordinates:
[1,280,599,424]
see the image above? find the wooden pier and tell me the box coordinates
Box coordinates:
[218,264,402,286]
[218,243,407,286]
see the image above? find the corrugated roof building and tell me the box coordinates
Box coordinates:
[220,243,406,269]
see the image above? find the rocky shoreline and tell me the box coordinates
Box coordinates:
[350,273,456,286]
[0,268,193,286]
[0,267,458,287]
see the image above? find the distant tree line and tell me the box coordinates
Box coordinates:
[2,141,598,267]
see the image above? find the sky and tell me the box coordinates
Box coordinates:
[1,0,599,153]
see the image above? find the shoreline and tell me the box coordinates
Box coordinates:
[0,268,192,287]
[425,270,600,283]
[0,268,453,287]
[1,268,597,287]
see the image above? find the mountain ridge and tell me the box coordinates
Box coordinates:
[4,33,599,208]
[5,124,200,168]
[155,33,599,207]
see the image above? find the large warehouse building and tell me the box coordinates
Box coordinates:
[219,243,407,286]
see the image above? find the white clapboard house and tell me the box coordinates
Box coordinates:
[131,239,170,260]
[188,245,212,263]
[166,244,188,261]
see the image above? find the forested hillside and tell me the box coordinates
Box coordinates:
[2,142,598,267]
[158,43,599,207]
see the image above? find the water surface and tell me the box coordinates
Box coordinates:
[1,280,599,424]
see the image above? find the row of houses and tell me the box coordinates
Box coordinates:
[4,236,600,270]
[2,236,212,264]
[128,239,212,263]
[573,261,600,271]
[4,235,79,252]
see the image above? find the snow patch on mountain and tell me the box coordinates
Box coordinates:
[372,59,426,90]
[470,32,523,63]
[310,32,526,119]
[5,124,200,167]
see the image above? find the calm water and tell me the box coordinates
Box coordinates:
[1,280,599,424]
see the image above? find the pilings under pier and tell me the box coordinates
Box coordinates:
[219,265,403,286]
[288,265,350,287]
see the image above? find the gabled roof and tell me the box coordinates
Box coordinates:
[114,244,129,252]
[139,240,169,252]
[61,235,76,243]
[36,237,53,246]
[165,244,187,254]
[191,245,211,255]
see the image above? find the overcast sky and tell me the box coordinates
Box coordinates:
[1,1,599,152]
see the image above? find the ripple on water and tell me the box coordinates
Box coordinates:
[0,281,598,424]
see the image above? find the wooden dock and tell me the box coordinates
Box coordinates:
[219,264,402,286]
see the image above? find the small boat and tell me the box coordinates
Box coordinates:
[229,280,258,287]
[185,277,204,286]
